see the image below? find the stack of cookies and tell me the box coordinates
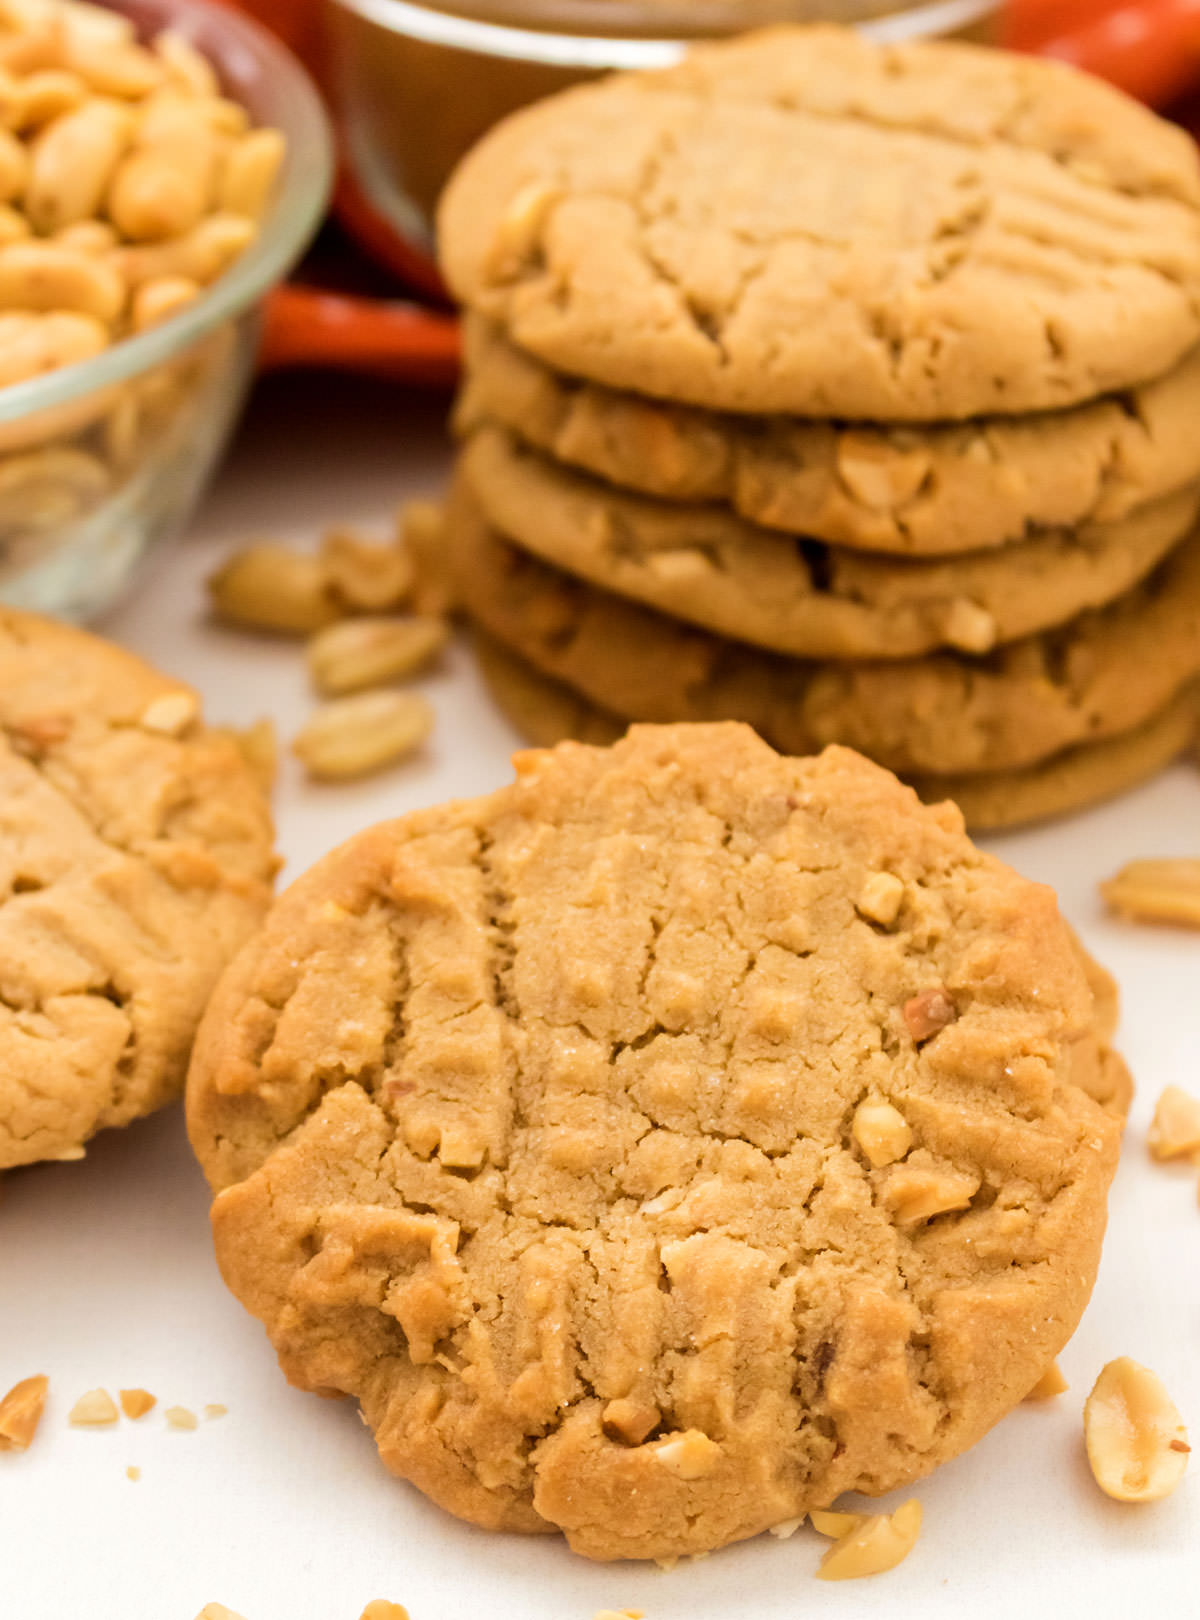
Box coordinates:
[437,26,1200,828]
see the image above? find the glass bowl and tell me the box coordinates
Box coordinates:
[327,0,999,257]
[0,0,333,622]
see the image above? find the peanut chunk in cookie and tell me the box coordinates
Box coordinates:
[903,987,957,1043]
[856,871,904,927]
[1101,858,1200,929]
[851,1098,912,1169]
[602,1397,660,1446]
[119,1388,156,1420]
[816,1499,922,1581]
[652,1430,721,1480]
[68,1388,118,1427]
[1085,1358,1190,1502]
[881,1157,979,1225]
[0,1374,48,1451]
[487,179,562,280]
[139,691,198,736]
[1147,1086,1200,1161]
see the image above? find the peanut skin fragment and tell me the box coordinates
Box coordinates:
[0,1374,49,1451]
[903,986,957,1042]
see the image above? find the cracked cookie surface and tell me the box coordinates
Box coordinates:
[188,724,1125,1561]
[459,317,1200,555]
[461,421,1200,660]
[472,631,1200,832]
[439,28,1200,421]
[0,609,277,1171]
[450,486,1200,776]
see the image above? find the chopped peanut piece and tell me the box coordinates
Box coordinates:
[307,614,448,698]
[487,179,562,279]
[194,1607,248,1620]
[602,1397,659,1446]
[593,1612,644,1620]
[203,1403,228,1421]
[0,1374,48,1451]
[903,987,957,1043]
[810,1508,864,1538]
[816,1499,922,1581]
[119,1388,155,1420]
[1101,858,1200,929]
[1025,1362,1069,1400]
[856,871,904,927]
[359,1605,411,1620]
[1085,1358,1190,1502]
[836,435,930,510]
[652,1429,720,1480]
[943,598,998,654]
[139,691,198,735]
[164,1405,198,1431]
[881,1158,979,1225]
[1148,1086,1200,1161]
[768,1516,805,1539]
[125,1464,141,1481]
[293,691,434,782]
[68,1388,118,1427]
[852,1098,912,1169]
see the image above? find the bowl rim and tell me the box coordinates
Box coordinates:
[331,0,998,61]
[0,0,334,428]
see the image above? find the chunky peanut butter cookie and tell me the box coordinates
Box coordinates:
[189,723,1127,1561]
[461,422,1199,659]
[473,632,1200,832]
[0,610,276,1171]
[439,28,1200,421]
[450,489,1200,776]
[459,318,1200,556]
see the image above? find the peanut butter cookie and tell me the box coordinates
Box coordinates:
[461,422,1199,659]
[0,610,276,1171]
[188,723,1126,1561]
[450,488,1200,776]
[439,28,1200,421]
[460,318,1200,556]
[472,631,1200,832]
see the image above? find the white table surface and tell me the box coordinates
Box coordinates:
[2,373,1198,1620]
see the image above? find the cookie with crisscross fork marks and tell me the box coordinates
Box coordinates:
[188,724,1126,1561]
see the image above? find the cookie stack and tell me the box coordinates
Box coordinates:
[437,27,1200,828]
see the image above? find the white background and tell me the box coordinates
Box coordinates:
[1,376,1197,1620]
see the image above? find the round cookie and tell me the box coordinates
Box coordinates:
[439,28,1200,421]
[473,630,1199,833]
[462,422,1200,659]
[449,486,1200,776]
[188,722,1125,1561]
[459,317,1200,556]
[0,609,277,1171]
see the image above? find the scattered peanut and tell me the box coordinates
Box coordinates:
[68,1387,118,1426]
[203,1403,228,1421]
[125,1464,141,1481]
[852,1097,912,1169]
[208,544,341,636]
[1025,1361,1069,1400]
[1100,858,1200,929]
[0,1373,48,1450]
[118,1388,156,1420]
[1147,1085,1200,1161]
[767,1516,805,1539]
[810,1508,864,1538]
[292,690,434,782]
[164,1404,198,1431]
[1084,1358,1190,1502]
[194,1607,248,1620]
[307,614,448,697]
[359,1605,411,1620]
[321,526,415,614]
[815,1499,922,1581]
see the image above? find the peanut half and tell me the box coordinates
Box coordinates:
[1100,858,1200,929]
[0,1373,49,1450]
[1084,1357,1190,1502]
[292,691,434,782]
[307,614,448,698]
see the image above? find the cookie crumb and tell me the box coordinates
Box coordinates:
[119,1389,156,1420]
[68,1388,118,1427]
[164,1405,198,1431]
[0,1375,49,1451]
[1025,1362,1069,1400]
[125,1465,141,1482]
[203,1403,228,1421]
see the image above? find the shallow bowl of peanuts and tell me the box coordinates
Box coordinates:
[0,0,331,620]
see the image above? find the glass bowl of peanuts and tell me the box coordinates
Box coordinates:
[0,0,333,620]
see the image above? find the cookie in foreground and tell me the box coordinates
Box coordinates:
[0,608,277,1171]
[188,724,1127,1561]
